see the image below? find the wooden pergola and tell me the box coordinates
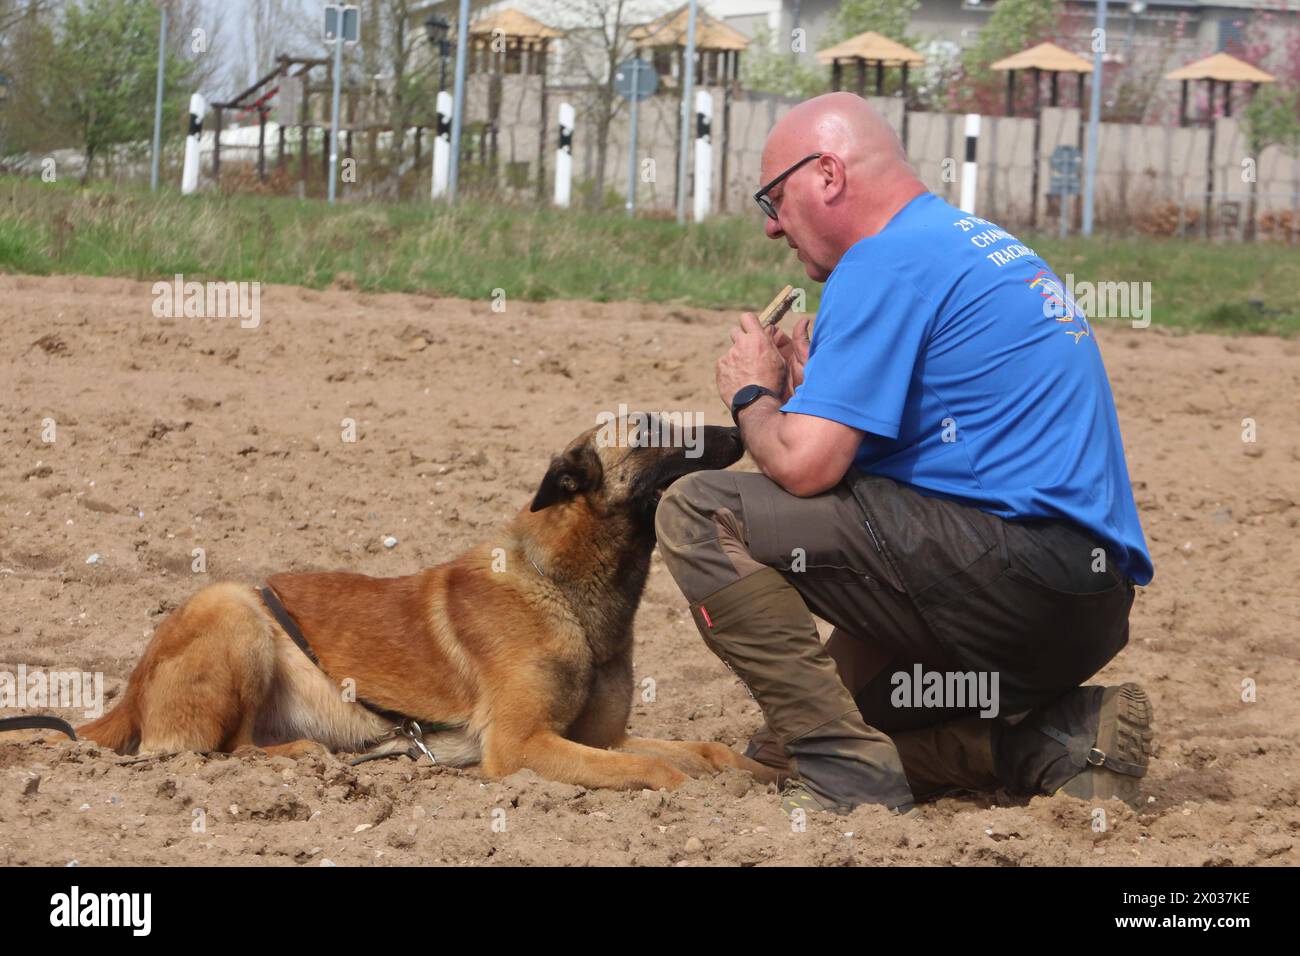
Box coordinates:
[468,8,560,76]
[210,54,329,188]
[817,31,924,100]
[629,4,750,88]
[990,42,1093,117]
[990,43,1093,230]
[1165,53,1276,239]
[1165,51,1275,127]
[630,4,750,212]
[464,9,560,200]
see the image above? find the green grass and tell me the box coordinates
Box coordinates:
[1,176,1296,334]
[1027,234,1300,336]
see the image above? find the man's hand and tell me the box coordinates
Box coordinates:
[770,316,811,401]
[716,312,787,408]
[717,311,858,497]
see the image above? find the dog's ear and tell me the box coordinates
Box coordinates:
[530,444,603,512]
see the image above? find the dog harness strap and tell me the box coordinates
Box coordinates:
[259,584,460,736]
[1035,721,1145,778]
[260,586,319,666]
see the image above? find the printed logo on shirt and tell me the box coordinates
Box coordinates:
[1026,269,1092,343]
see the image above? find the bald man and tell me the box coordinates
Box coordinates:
[655,93,1154,814]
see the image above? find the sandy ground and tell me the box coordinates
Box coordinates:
[0,273,1297,867]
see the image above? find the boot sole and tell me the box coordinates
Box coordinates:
[1058,683,1154,809]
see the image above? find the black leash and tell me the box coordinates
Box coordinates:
[0,715,77,740]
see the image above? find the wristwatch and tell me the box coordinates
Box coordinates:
[730,384,781,426]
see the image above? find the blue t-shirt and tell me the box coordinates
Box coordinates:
[783,192,1153,585]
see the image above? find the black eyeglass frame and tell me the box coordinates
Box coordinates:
[753,152,824,220]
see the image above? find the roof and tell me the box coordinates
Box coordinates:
[629,5,751,52]
[990,42,1094,73]
[816,30,924,66]
[469,8,560,40]
[1165,52,1275,83]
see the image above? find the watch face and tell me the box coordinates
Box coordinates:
[733,385,760,408]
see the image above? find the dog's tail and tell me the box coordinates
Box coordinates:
[77,703,140,754]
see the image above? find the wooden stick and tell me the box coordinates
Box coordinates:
[757,284,798,329]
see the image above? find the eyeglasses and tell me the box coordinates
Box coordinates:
[753,153,823,220]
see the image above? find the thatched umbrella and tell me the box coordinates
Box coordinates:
[1165,52,1276,239]
[1165,51,1274,126]
[817,30,924,99]
[990,42,1094,228]
[629,4,750,88]
[990,42,1093,117]
[629,4,750,211]
[467,9,560,76]
[465,9,561,200]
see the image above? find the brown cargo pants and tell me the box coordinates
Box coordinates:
[654,468,1135,810]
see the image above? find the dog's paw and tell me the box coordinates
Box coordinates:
[233,740,331,760]
[647,762,692,791]
[265,739,332,760]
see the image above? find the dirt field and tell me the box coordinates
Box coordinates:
[1,273,1297,866]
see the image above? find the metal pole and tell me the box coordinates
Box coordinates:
[448,0,470,204]
[1082,0,1106,236]
[675,0,698,224]
[626,62,640,217]
[150,5,168,193]
[328,34,343,203]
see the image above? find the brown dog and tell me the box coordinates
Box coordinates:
[67,417,777,791]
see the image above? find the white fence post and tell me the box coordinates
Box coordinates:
[555,102,574,208]
[431,90,452,199]
[693,89,712,222]
[959,113,980,214]
[181,93,206,195]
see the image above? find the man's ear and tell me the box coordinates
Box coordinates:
[820,153,846,202]
[529,444,602,512]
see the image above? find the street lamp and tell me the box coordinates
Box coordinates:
[1127,1,1146,54]
[425,14,451,93]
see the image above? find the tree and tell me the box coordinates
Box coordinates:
[739,25,827,99]
[0,0,53,38]
[949,0,1061,114]
[822,0,918,47]
[0,1,61,156]
[352,0,439,187]
[240,0,315,90]
[1235,9,1300,155]
[1243,85,1300,155]
[556,0,648,209]
[44,0,196,180]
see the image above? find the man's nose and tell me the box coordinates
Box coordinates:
[764,214,785,240]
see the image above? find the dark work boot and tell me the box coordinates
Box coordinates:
[890,716,1000,802]
[754,712,1003,805]
[996,683,1154,808]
